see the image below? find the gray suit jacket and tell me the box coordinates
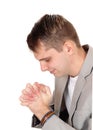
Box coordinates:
[32,45,92,130]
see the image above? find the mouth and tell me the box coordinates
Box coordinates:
[50,69,56,74]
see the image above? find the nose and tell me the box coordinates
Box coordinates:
[40,62,48,71]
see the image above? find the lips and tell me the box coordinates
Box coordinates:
[50,69,56,74]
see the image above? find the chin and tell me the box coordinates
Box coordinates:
[54,73,63,77]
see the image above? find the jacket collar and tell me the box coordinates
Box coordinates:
[79,45,93,77]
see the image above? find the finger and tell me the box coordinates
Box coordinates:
[33,82,41,94]
[25,83,37,96]
[45,86,51,95]
[35,82,46,93]
[20,100,33,106]
[19,94,34,102]
[25,83,34,93]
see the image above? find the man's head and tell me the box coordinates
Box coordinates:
[27,14,83,77]
[27,14,81,52]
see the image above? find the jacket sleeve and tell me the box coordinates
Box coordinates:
[42,114,75,130]
[42,114,92,130]
[31,111,92,130]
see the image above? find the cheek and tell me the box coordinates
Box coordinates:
[57,58,68,70]
[49,60,62,69]
[49,55,69,69]
[51,60,58,67]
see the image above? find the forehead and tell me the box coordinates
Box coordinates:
[33,43,58,60]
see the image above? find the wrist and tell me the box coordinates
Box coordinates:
[35,107,51,121]
[41,110,55,126]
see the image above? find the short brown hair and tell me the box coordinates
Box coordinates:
[27,14,81,52]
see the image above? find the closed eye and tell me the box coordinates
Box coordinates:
[45,58,50,62]
[39,57,51,62]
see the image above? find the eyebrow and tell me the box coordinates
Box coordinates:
[39,57,50,61]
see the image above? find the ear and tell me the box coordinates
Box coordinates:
[63,40,74,55]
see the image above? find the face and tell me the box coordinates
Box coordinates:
[33,43,70,77]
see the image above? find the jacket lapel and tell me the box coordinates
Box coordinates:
[54,76,68,116]
[68,75,86,125]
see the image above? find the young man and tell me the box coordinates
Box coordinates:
[19,14,92,130]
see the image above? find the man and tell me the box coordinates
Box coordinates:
[19,14,92,130]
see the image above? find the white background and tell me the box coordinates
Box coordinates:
[0,0,93,130]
